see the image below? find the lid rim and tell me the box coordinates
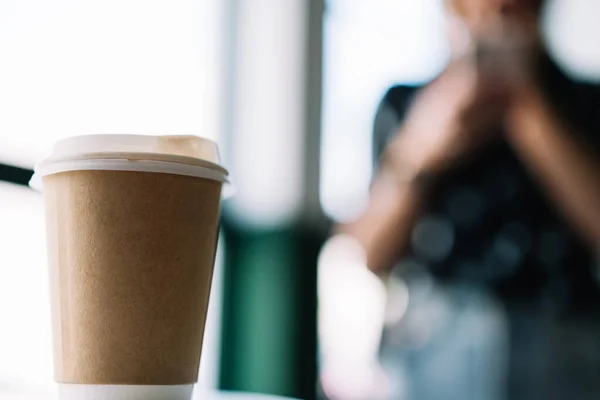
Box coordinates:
[36,151,229,176]
[41,134,226,172]
[30,158,229,194]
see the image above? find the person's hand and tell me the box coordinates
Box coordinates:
[383,58,511,182]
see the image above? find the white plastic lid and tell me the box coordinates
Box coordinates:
[47,134,224,167]
[30,134,230,191]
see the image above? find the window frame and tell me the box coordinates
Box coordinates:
[0,163,33,187]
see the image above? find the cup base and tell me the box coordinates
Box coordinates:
[58,384,194,400]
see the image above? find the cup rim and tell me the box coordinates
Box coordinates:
[30,134,232,194]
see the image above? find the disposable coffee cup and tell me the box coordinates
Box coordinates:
[30,134,229,400]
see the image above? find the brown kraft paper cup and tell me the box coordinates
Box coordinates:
[43,169,222,385]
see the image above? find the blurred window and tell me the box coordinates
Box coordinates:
[226,0,309,229]
[544,0,600,80]
[0,183,51,395]
[0,0,224,167]
[319,0,449,223]
[319,0,600,224]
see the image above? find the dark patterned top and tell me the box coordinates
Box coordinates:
[373,55,600,313]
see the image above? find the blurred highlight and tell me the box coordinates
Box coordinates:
[318,235,389,399]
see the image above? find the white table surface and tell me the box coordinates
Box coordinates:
[4,391,297,400]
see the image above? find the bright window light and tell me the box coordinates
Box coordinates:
[544,0,600,80]
[0,183,52,394]
[0,0,224,168]
[227,0,308,228]
[320,0,448,223]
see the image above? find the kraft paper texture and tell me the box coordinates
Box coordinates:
[43,170,221,385]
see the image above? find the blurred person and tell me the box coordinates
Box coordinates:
[341,0,600,398]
